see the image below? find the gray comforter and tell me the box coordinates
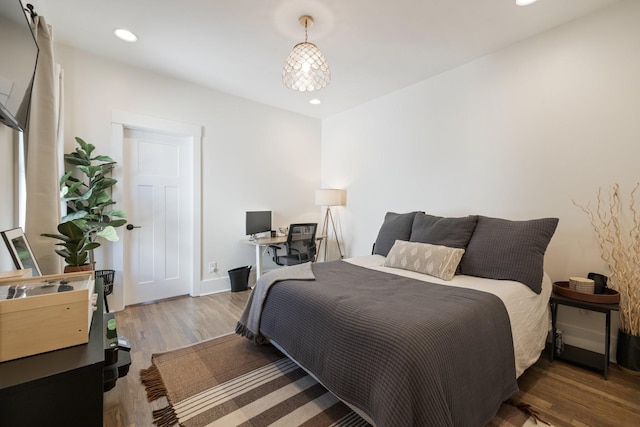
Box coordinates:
[240,260,518,427]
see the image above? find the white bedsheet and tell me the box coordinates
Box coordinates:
[345,255,551,377]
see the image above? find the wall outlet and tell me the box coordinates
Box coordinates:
[209,261,218,273]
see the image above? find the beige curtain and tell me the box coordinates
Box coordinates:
[24,15,64,275]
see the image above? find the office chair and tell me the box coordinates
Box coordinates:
[270,223,318,266]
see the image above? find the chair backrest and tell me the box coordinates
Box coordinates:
[286,223,318,260]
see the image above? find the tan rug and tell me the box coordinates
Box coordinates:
[141,333,540,427]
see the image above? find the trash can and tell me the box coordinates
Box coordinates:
[228,266,251,292]
[95,269,115,313]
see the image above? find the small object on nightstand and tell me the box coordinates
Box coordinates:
[588,272,608,294]
[569,276,595,294]
[554,329,564,356]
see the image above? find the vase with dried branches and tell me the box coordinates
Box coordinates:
[576,183,640,373]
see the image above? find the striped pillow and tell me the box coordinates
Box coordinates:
[384,240,465,281]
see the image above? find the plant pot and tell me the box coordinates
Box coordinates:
[64,264,93,273]
[616,329,640,374]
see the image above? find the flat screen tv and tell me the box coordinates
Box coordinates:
[246,211,272,237]
[0,0,39,132]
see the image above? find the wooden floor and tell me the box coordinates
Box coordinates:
[104,291,640,427]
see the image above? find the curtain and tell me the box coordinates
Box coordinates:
[24,15,64,275]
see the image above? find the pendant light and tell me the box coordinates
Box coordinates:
[282,15,331,92]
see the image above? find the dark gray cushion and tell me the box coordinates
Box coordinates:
[458,216,559,294]
[410,213,478,249]
[373,212,419,256]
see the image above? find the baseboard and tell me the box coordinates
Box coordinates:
[199,277,231,296]
[556,320,619,363]
[199,272,258,296]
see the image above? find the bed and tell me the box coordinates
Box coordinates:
[237,212,559,427]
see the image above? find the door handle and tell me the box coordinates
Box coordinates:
[126,224,142,230]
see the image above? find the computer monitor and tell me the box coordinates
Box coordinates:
[245,211,272,237]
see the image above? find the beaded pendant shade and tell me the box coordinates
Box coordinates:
[282,15,331,92]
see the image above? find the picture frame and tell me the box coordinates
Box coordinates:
[1,227,42,276]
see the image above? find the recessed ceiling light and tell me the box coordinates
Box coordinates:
[516,0,538,5]
[310,99,321,105]
[114,29,138,42]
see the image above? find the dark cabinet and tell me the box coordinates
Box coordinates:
[0,283,106,426]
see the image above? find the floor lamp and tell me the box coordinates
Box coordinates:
[315,189,346,261]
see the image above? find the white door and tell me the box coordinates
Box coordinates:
[123,128,193,304]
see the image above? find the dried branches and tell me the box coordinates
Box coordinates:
[574,183,640,336]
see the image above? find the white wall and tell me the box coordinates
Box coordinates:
[321,1,640,356]
[55,45,321,310]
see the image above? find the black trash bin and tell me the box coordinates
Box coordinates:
[228,266,251,292]
[95,269,115,313]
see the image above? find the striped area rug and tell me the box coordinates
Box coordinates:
[140,333,534,427]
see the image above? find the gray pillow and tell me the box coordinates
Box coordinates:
[458,216,559,294]
[410,213,478,249]
[373,211,419,256]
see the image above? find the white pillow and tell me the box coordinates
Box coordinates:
[384,240,465,281]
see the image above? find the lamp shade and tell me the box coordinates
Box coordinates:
[282,42,331,92]
[282,15,331,92]
[315,189,346,206]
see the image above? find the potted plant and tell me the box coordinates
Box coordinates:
[43,137,127,271]
[42,221,98,272]
[576,183,640,373]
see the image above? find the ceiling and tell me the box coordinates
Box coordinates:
[28,0,620,119]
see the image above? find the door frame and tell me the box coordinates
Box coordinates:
[110,111,203,310]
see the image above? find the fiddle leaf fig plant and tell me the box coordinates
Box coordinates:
[42,221,100,267]
[43,137,127,267]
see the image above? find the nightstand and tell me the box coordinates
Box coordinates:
[549,292,619,379]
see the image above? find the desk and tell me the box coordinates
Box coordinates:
[244,236,286,280]
[243,235,325,280]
